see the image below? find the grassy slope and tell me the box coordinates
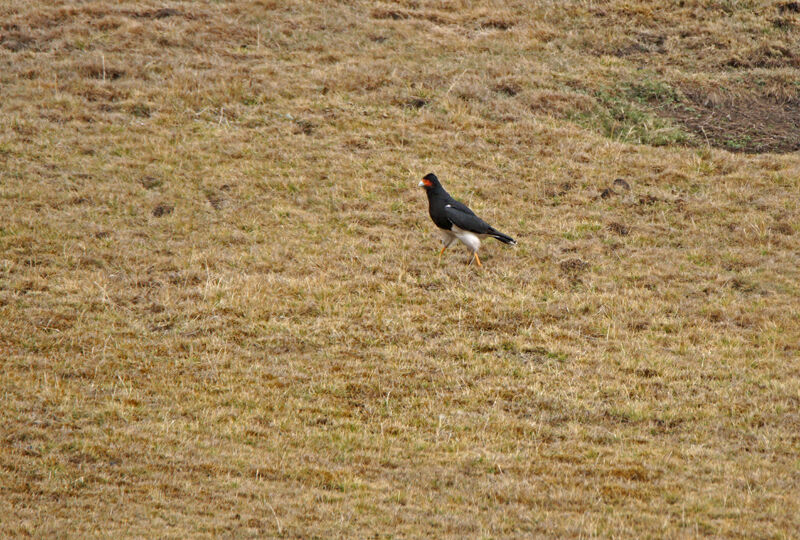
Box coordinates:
[1,0,799,537]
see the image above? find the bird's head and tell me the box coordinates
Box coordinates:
[418,173,440,190]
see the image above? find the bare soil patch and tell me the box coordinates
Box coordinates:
[667,85,800,153]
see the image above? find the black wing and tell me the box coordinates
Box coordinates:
[443,204,493,235]
[444,198,477,216]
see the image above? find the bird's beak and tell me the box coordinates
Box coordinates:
[418,181,425,187]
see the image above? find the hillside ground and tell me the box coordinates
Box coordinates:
[1,1,799,537]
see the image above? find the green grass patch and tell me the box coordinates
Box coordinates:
[571,77,694,147]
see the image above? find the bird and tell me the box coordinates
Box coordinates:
[418,172,516,267]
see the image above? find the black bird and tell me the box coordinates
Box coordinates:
[418,173,516,267]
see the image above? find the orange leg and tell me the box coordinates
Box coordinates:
[438,246,447,263]
[473,252,482,267]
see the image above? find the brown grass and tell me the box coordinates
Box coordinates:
[2,0,799,537]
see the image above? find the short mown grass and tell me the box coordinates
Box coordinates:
[1,0,799,538]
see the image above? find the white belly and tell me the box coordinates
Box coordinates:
[451,225,482,253]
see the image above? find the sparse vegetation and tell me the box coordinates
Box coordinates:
[571,87,695,147]
[1,0,799,537]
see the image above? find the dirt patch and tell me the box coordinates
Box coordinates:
[581,76,800,153]
[574,2,800,153]
[152,203,174,217]
[665,86,800,153]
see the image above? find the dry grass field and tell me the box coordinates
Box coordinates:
[2,0,800,537]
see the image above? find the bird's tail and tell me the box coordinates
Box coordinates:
[488,228,516,245]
